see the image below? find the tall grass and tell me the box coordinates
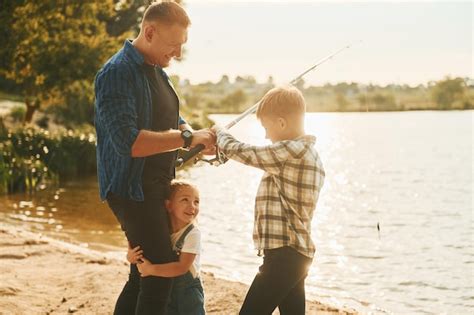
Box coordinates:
[0,124,96,194]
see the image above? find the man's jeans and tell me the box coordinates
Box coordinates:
[107,189,176,315]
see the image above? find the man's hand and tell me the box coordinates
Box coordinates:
[191,128,216,154]
[200,126,222,155]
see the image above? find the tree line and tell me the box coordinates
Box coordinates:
[175,75,473,114]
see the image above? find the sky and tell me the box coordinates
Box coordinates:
[166,1,472,86]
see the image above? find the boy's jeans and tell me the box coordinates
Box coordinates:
[107,189,176,315]
[240,246,312,315]
[167,271,205,315]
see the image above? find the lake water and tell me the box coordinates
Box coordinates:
[1,111,472,314]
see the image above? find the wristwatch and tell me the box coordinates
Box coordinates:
[180,129,193,148]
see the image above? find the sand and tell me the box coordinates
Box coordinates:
[0,224,357,315]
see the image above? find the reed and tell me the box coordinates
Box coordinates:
[0,125,96,194]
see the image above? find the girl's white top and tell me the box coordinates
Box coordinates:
[170,225,201,278]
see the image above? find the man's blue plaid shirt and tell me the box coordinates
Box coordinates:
[94,40,186,201]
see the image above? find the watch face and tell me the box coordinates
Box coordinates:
[182,130,192,138]
[182,130,193,148]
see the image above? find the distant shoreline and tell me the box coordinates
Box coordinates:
[2,99,471,122]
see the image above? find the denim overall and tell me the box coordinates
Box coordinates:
[167,224,205,315]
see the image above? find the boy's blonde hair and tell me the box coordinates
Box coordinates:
[143,1,191,27]
[256,86,306,120]
[167,179,198,200]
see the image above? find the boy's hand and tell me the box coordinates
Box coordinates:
[126,245,143,264]
[201,145,217,155]
[211,125,223,134]
[137,257,153,277]
[211,124,230,137]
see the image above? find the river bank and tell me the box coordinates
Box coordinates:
[0,223,357,315]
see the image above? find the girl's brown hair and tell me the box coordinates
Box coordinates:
[166,179,198,200]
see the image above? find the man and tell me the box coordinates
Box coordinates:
[94,2,215,314]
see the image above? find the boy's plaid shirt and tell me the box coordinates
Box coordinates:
[216,129,325,258]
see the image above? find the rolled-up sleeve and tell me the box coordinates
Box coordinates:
[95,65,140,157]
[178,116,187,126]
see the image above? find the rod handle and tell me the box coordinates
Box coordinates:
[175,144,205,167]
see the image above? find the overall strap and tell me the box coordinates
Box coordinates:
[173,224,195,255]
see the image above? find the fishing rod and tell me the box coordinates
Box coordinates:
[176,41,359,167]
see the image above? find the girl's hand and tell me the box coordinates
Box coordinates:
[137,257,153,277]
[126,245,143,264]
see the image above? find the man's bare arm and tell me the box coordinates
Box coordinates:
[131,129,215,158]
[130,130,181,158]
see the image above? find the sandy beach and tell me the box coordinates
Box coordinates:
[0,223,358,315]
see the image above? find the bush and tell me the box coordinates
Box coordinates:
[370,93,397,111]
[431,77,465,110]
[47,80,95,127]
[0,126,96,194]
[0,140,55,194]
[9,105,26,122]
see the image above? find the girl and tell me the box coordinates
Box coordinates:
[127,180,205,315]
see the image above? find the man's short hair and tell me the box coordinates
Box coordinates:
[143,1,191,27]
[256,86,306,120]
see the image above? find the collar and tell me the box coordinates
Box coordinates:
[299,134,316,145]
[124,40,170,80]
[123,39,145,65]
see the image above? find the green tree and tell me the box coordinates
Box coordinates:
[101,0,150,36]
[100,0,184,36]
[0,1,26,94]
[235,75,257,87]
[336,93,349,111]
[222,89,247,113]
[370,93,396,111]
[431,77,466,110]
[218,75,230,86]
[357,94,369,111]
[47,80,95,126]
[294,78,305,91]
[0,1,133,123]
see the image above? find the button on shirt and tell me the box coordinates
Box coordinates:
[216,130,325,258]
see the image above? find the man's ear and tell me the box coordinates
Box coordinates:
[144,24,155,43]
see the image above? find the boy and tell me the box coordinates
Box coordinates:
[213,86,325,315]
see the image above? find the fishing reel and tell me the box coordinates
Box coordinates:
[194,146,228,166]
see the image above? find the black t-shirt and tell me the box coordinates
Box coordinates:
[141,64,179,188]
